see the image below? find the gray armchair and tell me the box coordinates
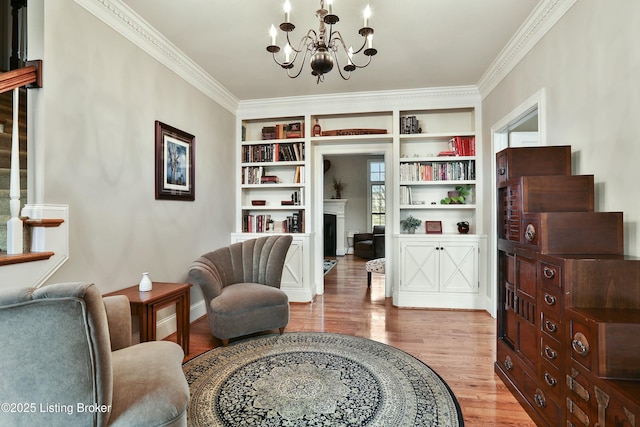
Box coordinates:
[0,282,189,427]
[188,234,293,346]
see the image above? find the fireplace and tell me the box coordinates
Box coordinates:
[323,199,347,256]
[324,214,336,256]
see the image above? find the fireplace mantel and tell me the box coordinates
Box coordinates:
[324,199,347,256]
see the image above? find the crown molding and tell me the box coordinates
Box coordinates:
[73,0,239,113]
[477,0,577,99]
[237,86,481,119]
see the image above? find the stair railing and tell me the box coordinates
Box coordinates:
[0,61,42,254]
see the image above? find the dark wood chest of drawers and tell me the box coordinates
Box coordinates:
[495,146,640,427]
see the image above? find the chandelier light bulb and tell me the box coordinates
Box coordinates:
[348,46,354,65]
[283,0,291,23]
[327,0,333,14]
[367,34,373,49]
[270,25,277,46]
[284,43,292,63]
[363,4,371,27]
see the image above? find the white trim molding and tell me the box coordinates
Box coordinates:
[73,0,239,113]
[477,0,578,99]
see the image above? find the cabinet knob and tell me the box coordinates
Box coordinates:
[498,167,506,176]
[572,332,590,356]
[524,223,536,242]
[543,266,556,279]
[504,355,513,371]
[544,345,558,360]
[544,372,557,387]
[544,293,557,306]
[545,320,558,333]
[533,389,547,408]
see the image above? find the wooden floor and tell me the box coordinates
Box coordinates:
[177,255,535,427]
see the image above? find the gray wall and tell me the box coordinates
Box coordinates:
[40,1,236,296]
[481,0,640,256]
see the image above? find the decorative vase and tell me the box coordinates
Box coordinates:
[408,227,416,234]
[313,118,322,137]
[457,221,470,234]
[139,272,152,292]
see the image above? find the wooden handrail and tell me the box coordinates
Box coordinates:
[0,60,42,94]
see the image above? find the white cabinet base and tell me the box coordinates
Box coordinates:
[395,234,486,309]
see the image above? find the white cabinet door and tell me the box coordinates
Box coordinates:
[400,240,439,291]
[400,237,479,294]
[439,241,478,294]
[281,240,303,290]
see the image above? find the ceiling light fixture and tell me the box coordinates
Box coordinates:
[266,0,377,83]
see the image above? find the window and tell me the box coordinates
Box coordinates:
[368,160,385,227]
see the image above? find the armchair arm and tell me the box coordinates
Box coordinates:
[353,233,373,244]
[103,295,132,351]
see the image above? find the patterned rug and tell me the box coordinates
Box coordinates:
[323,259,337,275]
[183,332,463,426]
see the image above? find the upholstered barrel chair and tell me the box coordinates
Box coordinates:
[0,282,189,426]
[188,235,293,346]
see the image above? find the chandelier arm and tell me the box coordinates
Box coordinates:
[350,55,373,69]
[286,49,312,79]
[286,29,317,54]
[349,36,369,56]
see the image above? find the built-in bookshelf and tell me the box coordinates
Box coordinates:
[398,108,478,235]
[236,99,485,309]
[239,117,308,234]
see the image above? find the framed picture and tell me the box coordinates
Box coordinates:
[155,121,195,201]
[425,220,443,234]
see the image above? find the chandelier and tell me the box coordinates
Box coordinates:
[266,0,377,83]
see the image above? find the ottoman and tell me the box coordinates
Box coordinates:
[365,258,385,288]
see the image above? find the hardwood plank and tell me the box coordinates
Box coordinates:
[172,254,535,426]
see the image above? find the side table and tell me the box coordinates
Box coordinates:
[105,282,192,354]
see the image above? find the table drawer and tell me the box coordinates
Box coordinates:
[522,370,562,426]
[540,334,562,370]
[541,310,562,342]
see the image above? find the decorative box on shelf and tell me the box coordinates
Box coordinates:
[251,200,266,206]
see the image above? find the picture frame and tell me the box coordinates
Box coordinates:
[155,121,195,201]
[425,220,443,234]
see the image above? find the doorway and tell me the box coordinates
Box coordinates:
[313,142,393,298]
[488,89,546,317]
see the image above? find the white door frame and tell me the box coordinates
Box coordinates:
[313,142,394,297]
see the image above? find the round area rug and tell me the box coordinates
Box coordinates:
[183,332,463,426]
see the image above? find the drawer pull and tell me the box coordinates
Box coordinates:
[524,224,536,242]
[534,389,546,408]
[543,266,556,279]
[504,355,513,371]
[544,293,557,306]
[544,372,557,387]
[572,332,590,357]
[498,167,506,176]
[544,345,558,360]
[545,320,558,333]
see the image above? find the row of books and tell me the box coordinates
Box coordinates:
[242,142,305,163]
[242,210,304,233]
[399,160,476,182]
[400,186,414,205]
[261,122,304,140]
[241,166,305,185]
[400,115,422,134]
[449,136,476,156]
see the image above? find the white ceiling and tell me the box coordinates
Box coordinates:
[120,0,540,101]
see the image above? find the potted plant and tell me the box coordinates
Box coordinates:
[400,215,422,234]
[333,177,346,199]
[440,185,471,204]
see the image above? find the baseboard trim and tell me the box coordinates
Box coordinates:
[155,299,207,340]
